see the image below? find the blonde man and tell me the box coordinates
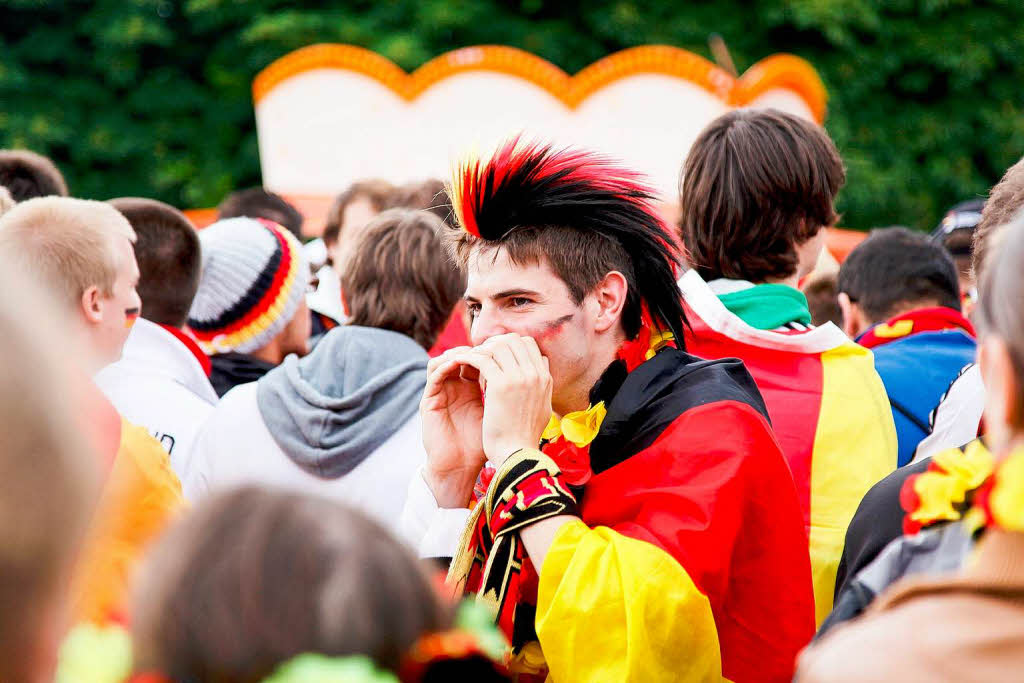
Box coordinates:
[0,197,183,624]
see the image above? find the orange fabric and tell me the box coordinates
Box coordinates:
[71,419,184,624]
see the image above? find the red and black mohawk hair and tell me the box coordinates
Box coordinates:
[449,137,687,344]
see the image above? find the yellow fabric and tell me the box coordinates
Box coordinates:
[71,420,184,623]
[542,402,607,446]
[872,319,915,338]
[909,441,994,527]
[990,446,1024,531]
[810,344,897,624]
[645,328,675,361]
[536,520,724,682]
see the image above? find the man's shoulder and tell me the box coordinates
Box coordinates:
[590,349,771,474]
[641,348,770,419]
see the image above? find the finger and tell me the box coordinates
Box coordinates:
[485,338,520,374]
[426,347,464,375]
[452,348,505,384]
[422,359,464,399]
[517,335,548,379]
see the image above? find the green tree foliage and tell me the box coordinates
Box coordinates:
[2,0,1022,230]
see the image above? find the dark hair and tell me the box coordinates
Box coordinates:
[803,274,843,327]
[322,179,394,246]
[133,487,451,681]
[974,156,1024,277]
[445,140,686,343]
[342,209,465,349]
[838,226,961,323]
[390,179,454,226]
[0,149,68,201]
[218,187,304,239]
[679,109,845,282]
[109,197,201,328]
[975,209,1024,427]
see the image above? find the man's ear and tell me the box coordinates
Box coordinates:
[837,292,864,338]
[591,271,628,334]
[80,285,103,326]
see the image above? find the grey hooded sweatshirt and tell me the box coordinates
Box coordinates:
[256,325,428,478]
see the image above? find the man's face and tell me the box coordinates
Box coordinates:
[328,196,379,275]
[465,249,594,413]
[96,237,141,367]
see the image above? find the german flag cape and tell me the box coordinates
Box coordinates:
[680,269,897,624]
[455,346,816,682]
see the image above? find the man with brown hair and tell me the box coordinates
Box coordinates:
[97,198,218,476]
[402,140,815,681]
[307,179,395,326]
[678,109,897,624]
[185,209,464,529]
[0,269,98,683]
[0,197,182,624]
[0,148,69,201]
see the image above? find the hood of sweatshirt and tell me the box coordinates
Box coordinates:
[256,325,428,479]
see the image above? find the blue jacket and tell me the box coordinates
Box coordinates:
[859,309,975,466]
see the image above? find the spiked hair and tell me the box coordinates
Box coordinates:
[446,139,687,343]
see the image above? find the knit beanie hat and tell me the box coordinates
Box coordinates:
[188,217,307,355]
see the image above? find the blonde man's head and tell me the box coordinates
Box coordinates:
[0,196,136,308]
[0,197,142,372]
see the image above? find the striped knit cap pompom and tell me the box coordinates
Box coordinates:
[187,217,307,355]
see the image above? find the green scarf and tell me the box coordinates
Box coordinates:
[717,283,811,330]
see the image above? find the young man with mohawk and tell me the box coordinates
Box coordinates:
[400,140,815,682]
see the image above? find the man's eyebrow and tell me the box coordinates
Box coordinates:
[493,288,541,300]
[463,289,541,303]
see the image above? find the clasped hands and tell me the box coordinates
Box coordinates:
[420,333,553,508]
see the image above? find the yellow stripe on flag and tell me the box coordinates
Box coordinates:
[536,521,723,682]
[809,343,898,624]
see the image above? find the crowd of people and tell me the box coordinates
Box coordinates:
[0,105,1021,682]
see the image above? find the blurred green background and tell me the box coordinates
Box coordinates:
[2,0,1022,231]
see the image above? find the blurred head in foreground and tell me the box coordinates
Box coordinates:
[133,486,508,681]
[0,269,97,682]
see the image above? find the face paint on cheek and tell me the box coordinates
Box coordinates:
[124,307,140,329]
[529,313,574,342]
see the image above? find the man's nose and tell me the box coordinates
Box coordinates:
[470,307,508,346]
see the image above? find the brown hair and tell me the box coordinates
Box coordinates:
[0,270,97,681]
[390,179,454,225]
[975,209,1024,428]
[109,197,201,328]
[974,156,1024,278]
[322,179,395,246]
[342,209,465,349]
[0,197,136,310]
[803,274,843,327]
[218,187,304,240]
[133,487,451,681]
[0,149,68,201]
[679,109,845,282]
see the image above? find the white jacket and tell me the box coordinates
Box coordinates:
[185,382,425,530]
[96,318,217,477]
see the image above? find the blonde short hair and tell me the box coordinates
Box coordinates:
[0,196,136,310]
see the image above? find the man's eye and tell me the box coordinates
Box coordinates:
[467,304,481,318]
[510,297,532,307]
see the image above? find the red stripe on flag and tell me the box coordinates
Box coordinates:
[684,310,823,529]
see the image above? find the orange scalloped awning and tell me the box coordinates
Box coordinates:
[252,44,827,123]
